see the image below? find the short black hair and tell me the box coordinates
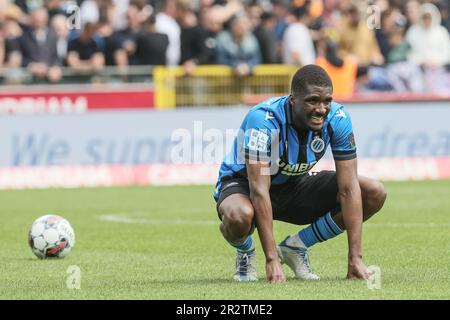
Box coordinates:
[260,11,274,22]
[291,64,333,96]
[291,5,309,19]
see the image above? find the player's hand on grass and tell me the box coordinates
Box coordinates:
[346,257,370,280]
[266,259,286,284]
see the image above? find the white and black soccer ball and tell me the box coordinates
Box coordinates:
[28,215,75,259]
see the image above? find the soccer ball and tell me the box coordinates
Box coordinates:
[28,215,75,259]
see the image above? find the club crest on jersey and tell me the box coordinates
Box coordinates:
[310,136,325,153]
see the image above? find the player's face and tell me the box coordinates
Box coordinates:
[291,85,333,131]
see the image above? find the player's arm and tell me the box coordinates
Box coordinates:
[331,107,369,279]
[243,108,285,283]
[246,159,286,284]
[335,158,369,279]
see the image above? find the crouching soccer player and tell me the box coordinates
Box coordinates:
[213,64,387,283]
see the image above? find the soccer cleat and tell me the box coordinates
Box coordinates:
[277,237,320,280]
[233,248,258,282]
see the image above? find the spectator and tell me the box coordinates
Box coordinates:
[19,7,62,82]
[386,24,425,92]
[1,16,23,84]
[337,4,384,67]
[0,20,22,69]
[178,0,200,72]
[246,0,264,31]
[406,3,450,67]
[387,25,410,65]
[253,12,279,64]
[196,5,225,64]
[376,8,399,61]
[96,17,116,66]
[316,30,344,67]
[404,0,422,29]
[177,0,197,29]
[179,2,223,73]
[321,0,339,26]
[282,6,316,66]
[135,14,169,65]
[51,14,69,65]
[155,0,181,66]
[0,0,448,94]
[271,0,289,42]
[216,13,261,77]
[112,0,147,66]
[2,3,24,36]
[67,22,105,72]
[373,0,391,13]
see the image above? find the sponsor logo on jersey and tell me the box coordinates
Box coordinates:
[277,159,318,176]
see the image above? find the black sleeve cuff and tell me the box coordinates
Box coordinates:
[332,149,357,161]
[244,148,271,162]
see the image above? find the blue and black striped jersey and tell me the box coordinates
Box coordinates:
[214,95,356,199]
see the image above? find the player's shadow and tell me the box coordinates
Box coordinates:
[10,257,42,261]
[148,278,242,286]
[287,275,346,282]
[15,257,68,262]
[148,275,346,286]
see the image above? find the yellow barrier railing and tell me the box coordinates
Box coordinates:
[154,65,298,109]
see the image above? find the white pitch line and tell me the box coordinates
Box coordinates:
[98,214,449,228]
[98,214,217,225]
[365,222,450,228]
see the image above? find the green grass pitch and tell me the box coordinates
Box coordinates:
[0,180,449,299]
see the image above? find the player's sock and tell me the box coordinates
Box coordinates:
[228,236,254,252]
[295,212,343,248]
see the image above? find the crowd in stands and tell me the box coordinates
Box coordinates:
[0,0,450,94]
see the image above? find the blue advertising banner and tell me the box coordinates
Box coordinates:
[1,102,449,168]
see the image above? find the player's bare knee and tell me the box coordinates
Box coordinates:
[368,180,387,213]
[223,205,254,236]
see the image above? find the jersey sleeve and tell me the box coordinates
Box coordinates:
[329,107,357,161]
[242,108,280,162]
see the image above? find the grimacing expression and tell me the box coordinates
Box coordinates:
[290,85,333,131]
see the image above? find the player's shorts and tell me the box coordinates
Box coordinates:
[214,171,340,225]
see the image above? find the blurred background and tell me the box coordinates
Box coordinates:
[1,0,450,188]
[1,1,449,301]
